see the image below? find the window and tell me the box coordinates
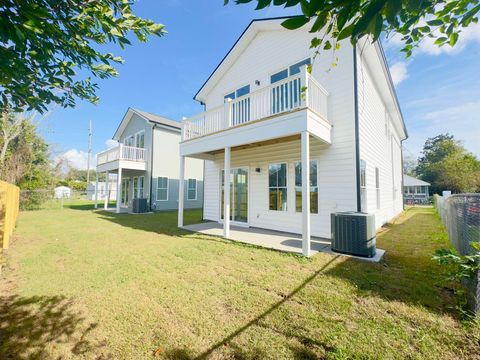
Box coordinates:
[295,161,318,213]
[133,177,138,199]
[375,167,380,210]
[268,163,287,211]
[124,135,134,147]
[156,177,168,201]
[187,179,197,200]
[138,176,144,198]
[360,160,367,212]
[224,85,251,101]
[270,58,311,84]
[135,131,145,148]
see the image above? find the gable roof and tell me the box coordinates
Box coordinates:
[113,108,181,140]
[403,174,431,186]
[193,16,407,140]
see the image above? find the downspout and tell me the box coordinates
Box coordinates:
[201,102,206,221]
[149,123,156,211]
[353,45,361,212]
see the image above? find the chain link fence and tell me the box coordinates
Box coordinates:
[435,194,480,314]
[20,189,116,211]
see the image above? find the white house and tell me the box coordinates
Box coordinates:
[95,108,204,213]
[178,17,407,256]
[403,175,430,204]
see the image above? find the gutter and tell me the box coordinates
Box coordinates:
[353,45,361,212]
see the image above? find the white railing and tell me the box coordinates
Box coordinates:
[96,144,146,165]
[182,67,329,141]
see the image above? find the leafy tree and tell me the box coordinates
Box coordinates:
[416,134,480,194]
[226,0,480,57]
[0,0,165,113]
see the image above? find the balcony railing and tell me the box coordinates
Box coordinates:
[181,67,329,141]
[97,144,146,166]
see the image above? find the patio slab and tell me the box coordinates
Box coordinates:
[182,222,385,262]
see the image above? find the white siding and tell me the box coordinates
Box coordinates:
[203,137,357,239]
[357,50,404,228]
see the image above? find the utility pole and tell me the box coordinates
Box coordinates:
[86,119,92,185]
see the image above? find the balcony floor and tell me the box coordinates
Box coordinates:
[182,222,385,262]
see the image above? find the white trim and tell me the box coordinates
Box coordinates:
[156,176,169,202]
[187,178,198,201]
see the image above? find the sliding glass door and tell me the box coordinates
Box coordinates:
[221,167,248,223]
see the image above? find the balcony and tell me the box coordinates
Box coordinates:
[181,69,330,146]
[96,144,146,172]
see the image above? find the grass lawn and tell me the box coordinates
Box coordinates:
[1,204,479,359]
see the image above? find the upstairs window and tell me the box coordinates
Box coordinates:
[135,131,145,148]
[295,160,318,214]
[124,135,134,147]
[269,163,287,211]
[224,85,251,101]
[270,58,311,84]
[187,179,197,200]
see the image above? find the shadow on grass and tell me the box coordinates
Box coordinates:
[0,294,110,359]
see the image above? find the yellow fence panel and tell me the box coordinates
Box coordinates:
[0,181,20,250]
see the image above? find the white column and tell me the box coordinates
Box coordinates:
[104,171,109,210]
[94,172,99,209]
[178,156,185,227]
[301,131,311,257]
[223,147,231,238]
[116,167,122,213]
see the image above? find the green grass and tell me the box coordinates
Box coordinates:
[1,205,479,359]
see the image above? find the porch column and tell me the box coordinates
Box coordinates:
[301,131,311,257]
[116,167,122,213]
[223,147,231,238]
[104,171,109,210]
[178,155,185,227]
[94,172,99,209]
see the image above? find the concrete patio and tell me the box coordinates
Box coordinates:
[182,222,385,262]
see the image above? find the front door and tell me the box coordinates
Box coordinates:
[221,167,248,224]
[121,178,130,207]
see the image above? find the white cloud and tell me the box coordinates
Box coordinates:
[389,62,409,86]
[418,23,480,55]
[105,139,118,149]
[57,149,94,170]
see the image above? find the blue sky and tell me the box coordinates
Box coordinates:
[42,0,480,169]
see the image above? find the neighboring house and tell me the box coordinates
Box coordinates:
[54,186,71,199]
[95,108,204,213]
[177,17,407,256]
[86,181,117,201]
[403,175,430,204]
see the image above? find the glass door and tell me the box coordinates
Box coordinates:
[221,167,248,223]
[121,178,130,206]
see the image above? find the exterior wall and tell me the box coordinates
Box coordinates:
[357,50,404,228]
[201,27,359,237]
[151,126,204,210]
[204,137,358,239]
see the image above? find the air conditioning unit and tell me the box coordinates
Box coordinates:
[331,212,376,258]
[132,198,149,213]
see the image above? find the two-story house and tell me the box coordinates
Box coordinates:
[178,17,407,256]
[95,108,204,213]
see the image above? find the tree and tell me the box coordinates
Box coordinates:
[226,1,480,57]
[0,113,56,189]
[416,134,480,194]
[0,0,165,113]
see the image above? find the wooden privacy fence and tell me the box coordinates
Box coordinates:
[0,181,20,250]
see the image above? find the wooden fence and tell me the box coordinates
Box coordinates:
[0,181,20,250]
